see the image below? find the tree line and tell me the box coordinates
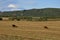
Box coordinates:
[0,8,60,21]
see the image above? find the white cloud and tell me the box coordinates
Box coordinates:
[10,8,20,11]
[8,4,17,8]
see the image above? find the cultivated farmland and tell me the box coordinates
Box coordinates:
[0,21,60,40]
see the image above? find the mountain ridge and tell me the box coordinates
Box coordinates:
[0,8,60,18]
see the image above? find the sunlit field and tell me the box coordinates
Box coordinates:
[0,21,60,40]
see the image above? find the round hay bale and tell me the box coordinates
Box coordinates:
[12,24,18,28]
[44,26,48,29]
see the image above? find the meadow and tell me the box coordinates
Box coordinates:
[0,21,60,40]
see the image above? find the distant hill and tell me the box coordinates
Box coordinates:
[0,8,60,18]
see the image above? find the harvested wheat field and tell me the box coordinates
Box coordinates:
[0,21,60,40]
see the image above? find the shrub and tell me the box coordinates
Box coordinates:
[0,17,2,20]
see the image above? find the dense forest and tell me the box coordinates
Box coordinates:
[0,8,60,18]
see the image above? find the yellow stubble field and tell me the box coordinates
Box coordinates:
[0,21,60,40]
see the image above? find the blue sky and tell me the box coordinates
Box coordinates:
[0,0,60,11]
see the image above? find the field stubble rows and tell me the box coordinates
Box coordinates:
[0,21,60,40]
